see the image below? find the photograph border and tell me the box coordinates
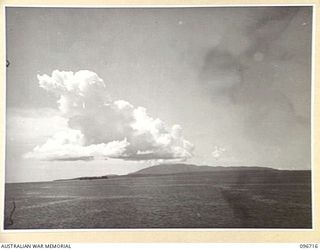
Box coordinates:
[0,0,319,243]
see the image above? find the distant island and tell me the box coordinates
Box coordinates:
[129,163,277,176]
[54,174,112,181]
[54,163,278,181]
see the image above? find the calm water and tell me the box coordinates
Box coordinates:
[4,171,312,229]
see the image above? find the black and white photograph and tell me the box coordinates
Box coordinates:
[4,5,313,230]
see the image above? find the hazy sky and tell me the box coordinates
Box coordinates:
[6,6,312,182]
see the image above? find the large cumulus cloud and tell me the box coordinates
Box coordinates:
[25,70,194,161]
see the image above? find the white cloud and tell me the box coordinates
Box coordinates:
[24,129,129,161]
[26,70,194,161]
[211,146,226,160]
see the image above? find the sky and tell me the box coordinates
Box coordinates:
[5,6,312,183]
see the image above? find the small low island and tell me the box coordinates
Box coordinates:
[55,175,111,181]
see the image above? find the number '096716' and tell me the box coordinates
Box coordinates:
[300,244,319,248]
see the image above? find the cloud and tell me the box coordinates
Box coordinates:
[211,146,226,160]
[24,129,129,161]
[25,70,194,161]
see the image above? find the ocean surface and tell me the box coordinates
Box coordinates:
[4,170,312,229]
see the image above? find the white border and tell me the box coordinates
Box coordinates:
[2,2,7,235]
[1,3,316,233]
[2,3,317,7]
[311,2,316,231]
